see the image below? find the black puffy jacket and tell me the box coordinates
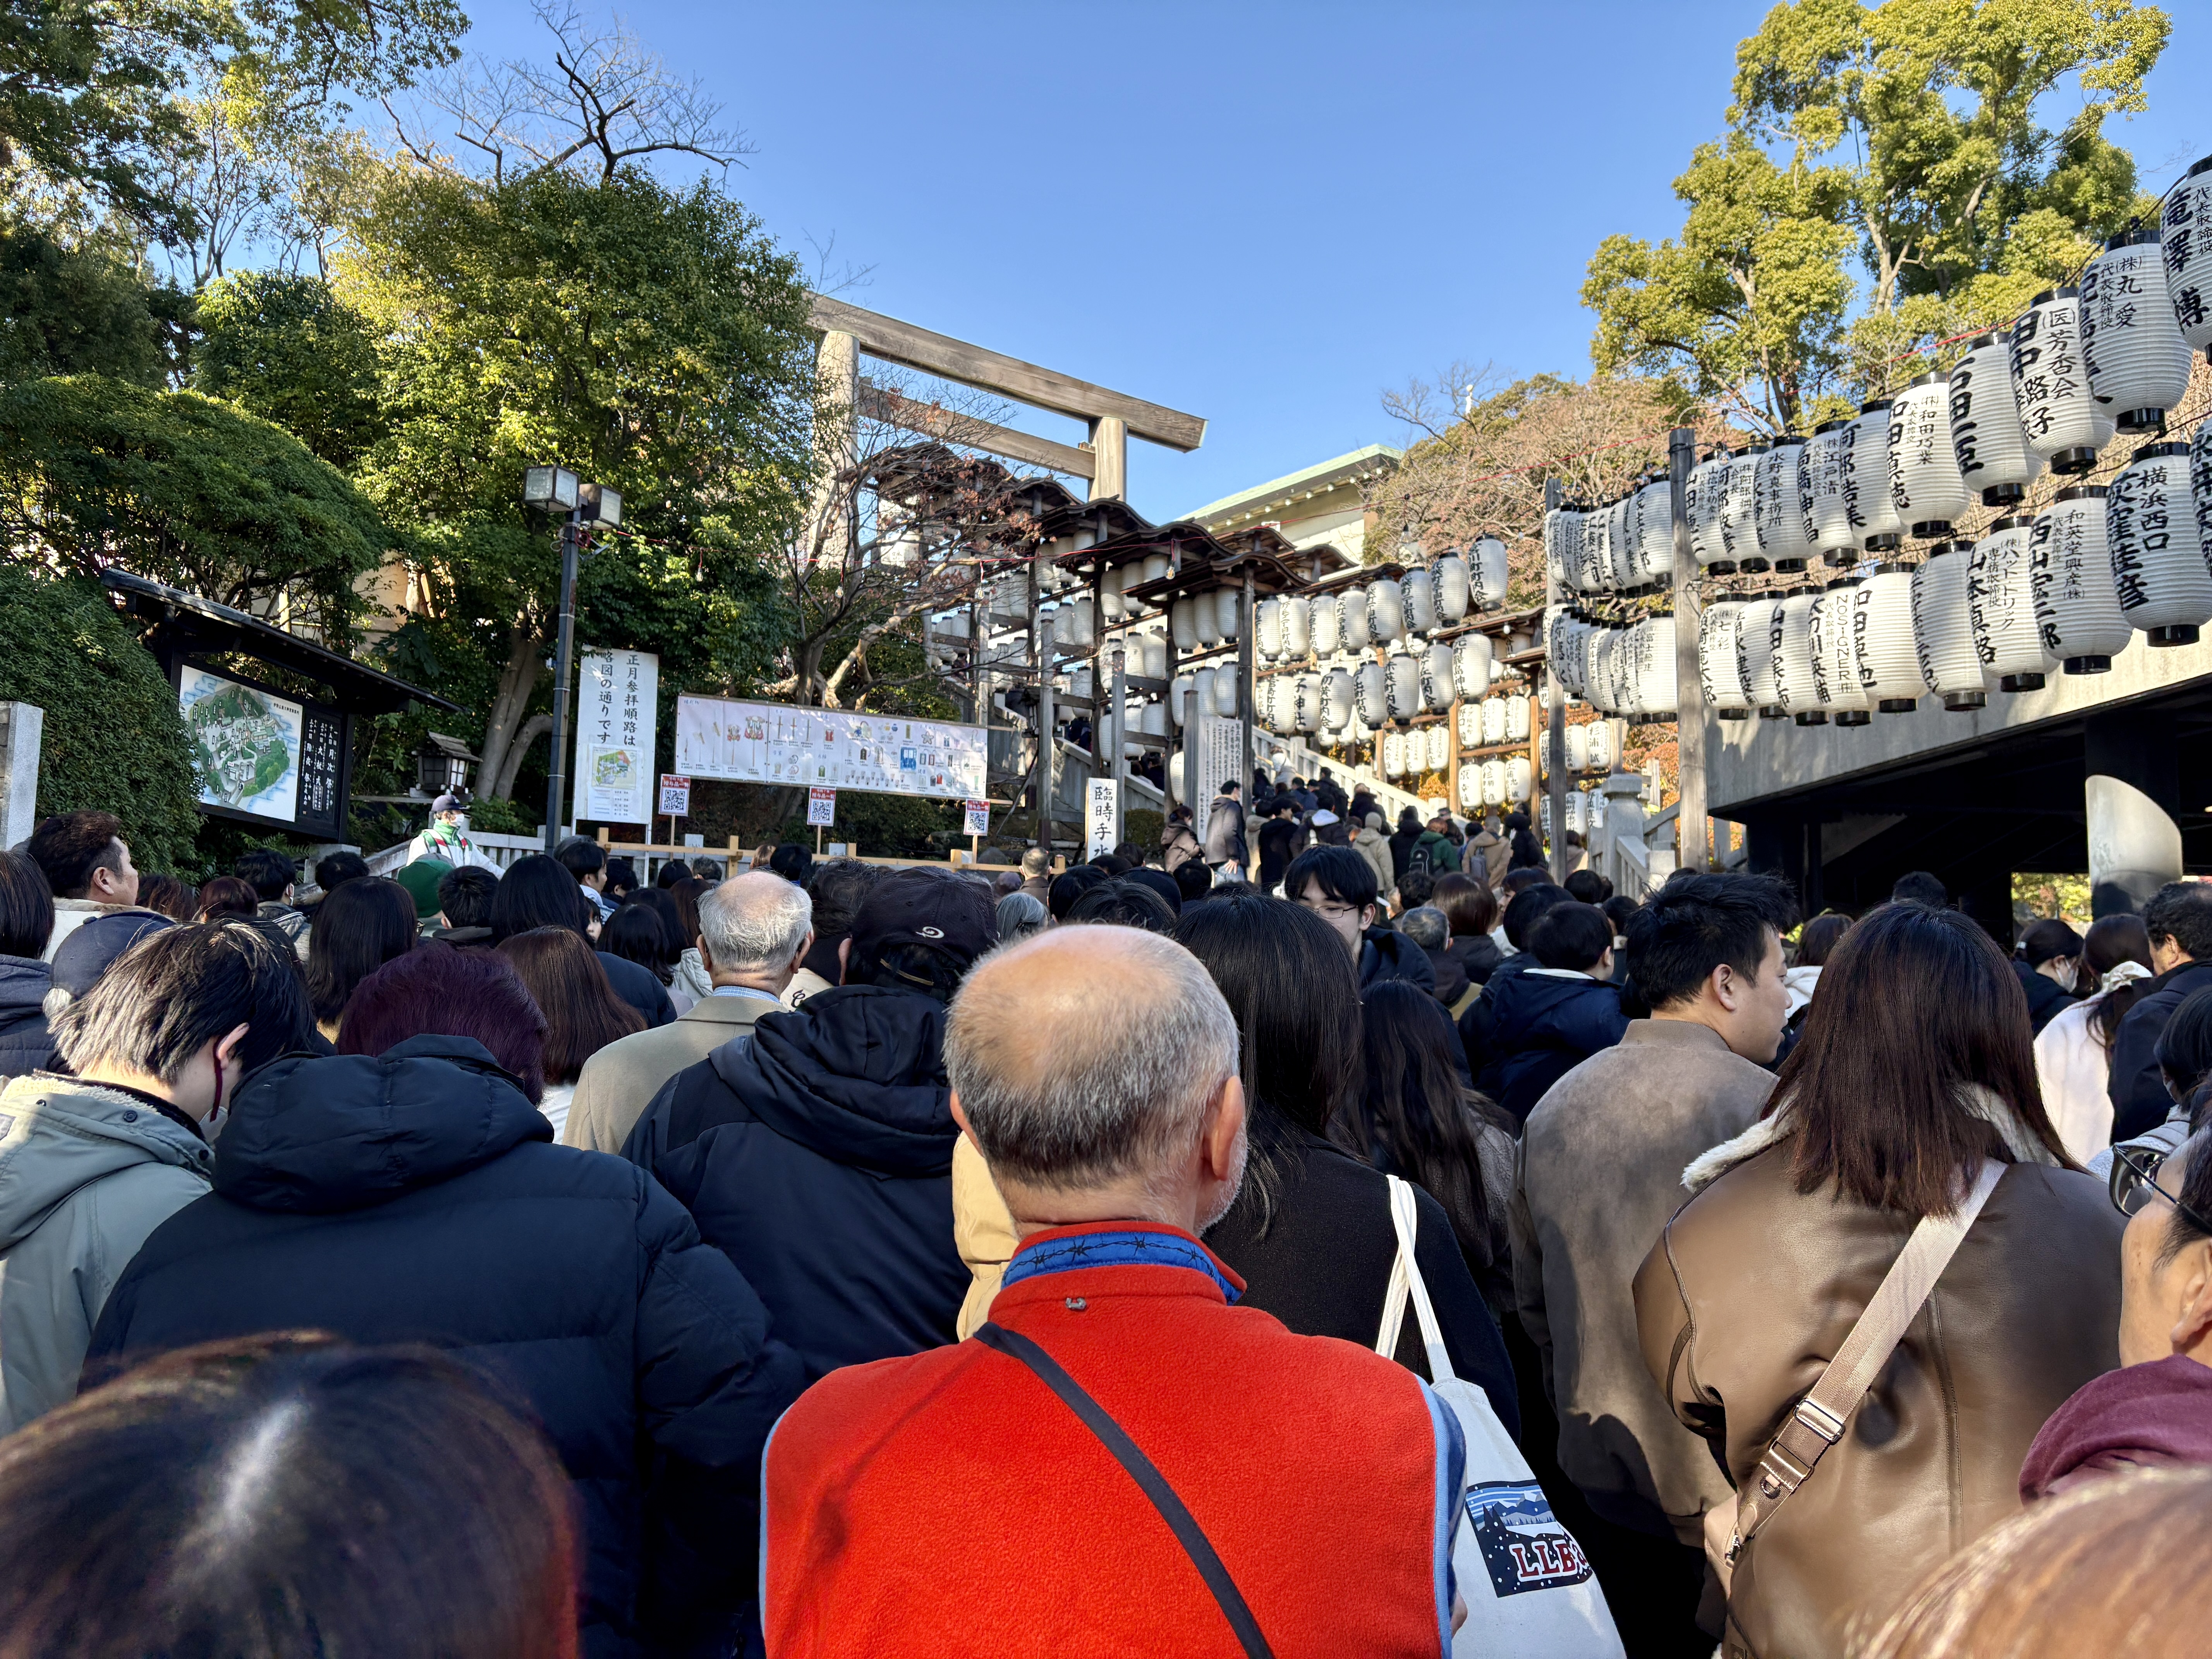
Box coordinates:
[87,1036,802,1658]
[625,985,971,1385]
[0,956,53,1079]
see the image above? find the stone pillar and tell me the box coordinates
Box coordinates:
[805,330,860,568]
[0,702,43,849]
[2085,709,2183,915]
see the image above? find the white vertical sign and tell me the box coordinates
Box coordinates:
[1086,778,1118,861]
[575,648,658,825]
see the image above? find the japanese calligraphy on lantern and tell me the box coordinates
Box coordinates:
[575,649,659,825]
[673,696,988,802]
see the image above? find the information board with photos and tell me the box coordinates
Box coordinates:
[675,696,987,802]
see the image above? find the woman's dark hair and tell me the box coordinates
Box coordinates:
[1501,865,1554,898]
[1331,981,1499,1276]
[1396,805,1422,835]
[2019,917,2083,976]
[623,888,687,955]
[302,878,419,1027]
[134,874,197,923]
[1508,825,1545,870]
[1282,844,1378,912]
[2154,986,2212,1100]
[192,875,261,923]
[1047,865,1108,920]
[768,842,814,886]
[495,927,643,1084]
[1089,854,1133,877]
[489,854,591,943]
[1774,901,2069,1218]
[0,849,55,958]
[1795,911,1854,968]
[600,903,676,984]
[1063,879,1176,933]
[2088,913,2155,1048]
[665,874,706,950]
[52,921,314,1080]
[1432,872,1497,939]
[313,850,369,894]
[1174,891,1362,1231]
[602,857,638,899]
[5,1334,579,1659]
[1530,902,1614,971]
[337,943,548,1103]
[1503,882,1570,952]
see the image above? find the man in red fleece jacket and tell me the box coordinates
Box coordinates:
[761,924,1463,1658]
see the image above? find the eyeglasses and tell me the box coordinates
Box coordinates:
[1294,895,1363,922]
[2109,1143,2212,1236]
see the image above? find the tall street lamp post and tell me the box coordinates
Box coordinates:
[522,465,621,853]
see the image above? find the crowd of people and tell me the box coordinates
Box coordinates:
[2,793,2210,1657]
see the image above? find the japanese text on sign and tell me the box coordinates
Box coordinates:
[674,696,986,803]
[807,787,837,827]
[964,799,991,837]
[1086,779,1118,862]
[575,649,659,826]
[659,775,690,817]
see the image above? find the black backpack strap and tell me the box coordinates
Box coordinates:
[974,1322,1275,1659]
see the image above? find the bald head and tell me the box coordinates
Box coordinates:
[698,869,813,978]
[946,925,1238,1194]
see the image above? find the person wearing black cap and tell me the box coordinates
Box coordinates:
[623,866,996,1380]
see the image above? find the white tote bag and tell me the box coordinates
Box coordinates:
[1377,1176,1626,1659]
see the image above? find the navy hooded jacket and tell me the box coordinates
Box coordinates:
[625,984,971,1385]
[86,1036,802,1658]
[0,956,53,1079]
[1477,965,1630,1121]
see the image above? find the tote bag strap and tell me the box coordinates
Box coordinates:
[974,1322,1275,1659]
[1375,1173,1457,1386]
[1723,1157,2004,1563]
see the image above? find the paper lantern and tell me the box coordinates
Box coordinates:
[1639,616,1679,717]
[1458,703,1481,747]
[1282,595,1312,659]
[1774,591,1825,721]
[1638,479,1677,586]
[1948,332,2043,507]
[1355,659,1389,727]
[1139,633,1167,680]
[1368,579,1407,643]
[1404,568,1439,633]
[1189,667,1215,726]
[2010,289,2104,476]
[1739,598,1787,714]
[1846,400,1904,552]
[1506,694,1532,741]
[1193,591,1221,647]
[1811,582,1870,721]
[1380,731,1403,778]
[1542,508,1573,590]
[1480,759,1506,807]
[1968,519,2056,691]
[1585,720,1614,773]
[1453,634,1493,699]
[2083,229,2195,432]
[1212,666,1239,717]
[1563,722,1587,772]
[1139,554,1170,588]
[1473,538,1509,608]
[1255,596,1283,660]
[2029,487,2129,673]
[1140,700,1168,738]
[1690,450,1733,569]
[1910,543,1987,710]
[1505,757,1533,804]
[1480,696,1506,744]
[1385,652,1422,721]
[1700,600,1753,716]
[1169,596,1199,651]
[1756,437,1816,571]
[1457,764,1481,812]
[1215,589,1241,642]
[2197,421,2212,556]
[1566,790,1587,835]
[1852,568,1928,712]
[1434,552,1472,621]
[1421,642,1455,711]
[1723,445,1767,571]
[1887,374,1970,539]
[2163,155,2212,358]
[1099,564,1126,623]
[1340,586,1373,651]
[1804,421,1855,559]
[1072,596,1097,648]
[1425,724,1451,772]
[1322,668,1355,730]
[1293,675,1322,733]
[1308,591,1340,658]
[2109,441,2212,645]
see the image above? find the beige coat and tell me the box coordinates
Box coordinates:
[952,1134,1018,1338]
[562,990,780,1154]
[1510,1018,1774,1543]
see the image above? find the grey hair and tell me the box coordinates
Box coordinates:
[945,927,1239,1191]
[698,874,813,973]
[994,890,1048,943]
[1398,905,1449,949]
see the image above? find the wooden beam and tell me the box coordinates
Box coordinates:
[812,294,1206,452]
[859,383,1095,479]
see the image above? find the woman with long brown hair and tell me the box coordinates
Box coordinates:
[2035,913,2155,1162]
[1635,901,2124,1659]
[494,927,644,1140]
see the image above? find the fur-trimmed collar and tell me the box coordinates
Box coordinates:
[1682,1082,2065,1194]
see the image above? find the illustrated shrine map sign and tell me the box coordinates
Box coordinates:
[180,665,301,823]
[675,697,987,803]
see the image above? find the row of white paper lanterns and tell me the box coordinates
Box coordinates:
[1252,541,1511,664]
[1434,755,1533,805]
[1546,610,1681,719]
[1696,431,2212,718]
[1548,206,2212,597]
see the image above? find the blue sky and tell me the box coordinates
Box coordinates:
[450,1,2210,520]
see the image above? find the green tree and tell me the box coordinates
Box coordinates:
[0,562,203,872]
[0,216,185,384]
[0,373,393,639]
[336,161,816,803]
[194,269,381,465]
